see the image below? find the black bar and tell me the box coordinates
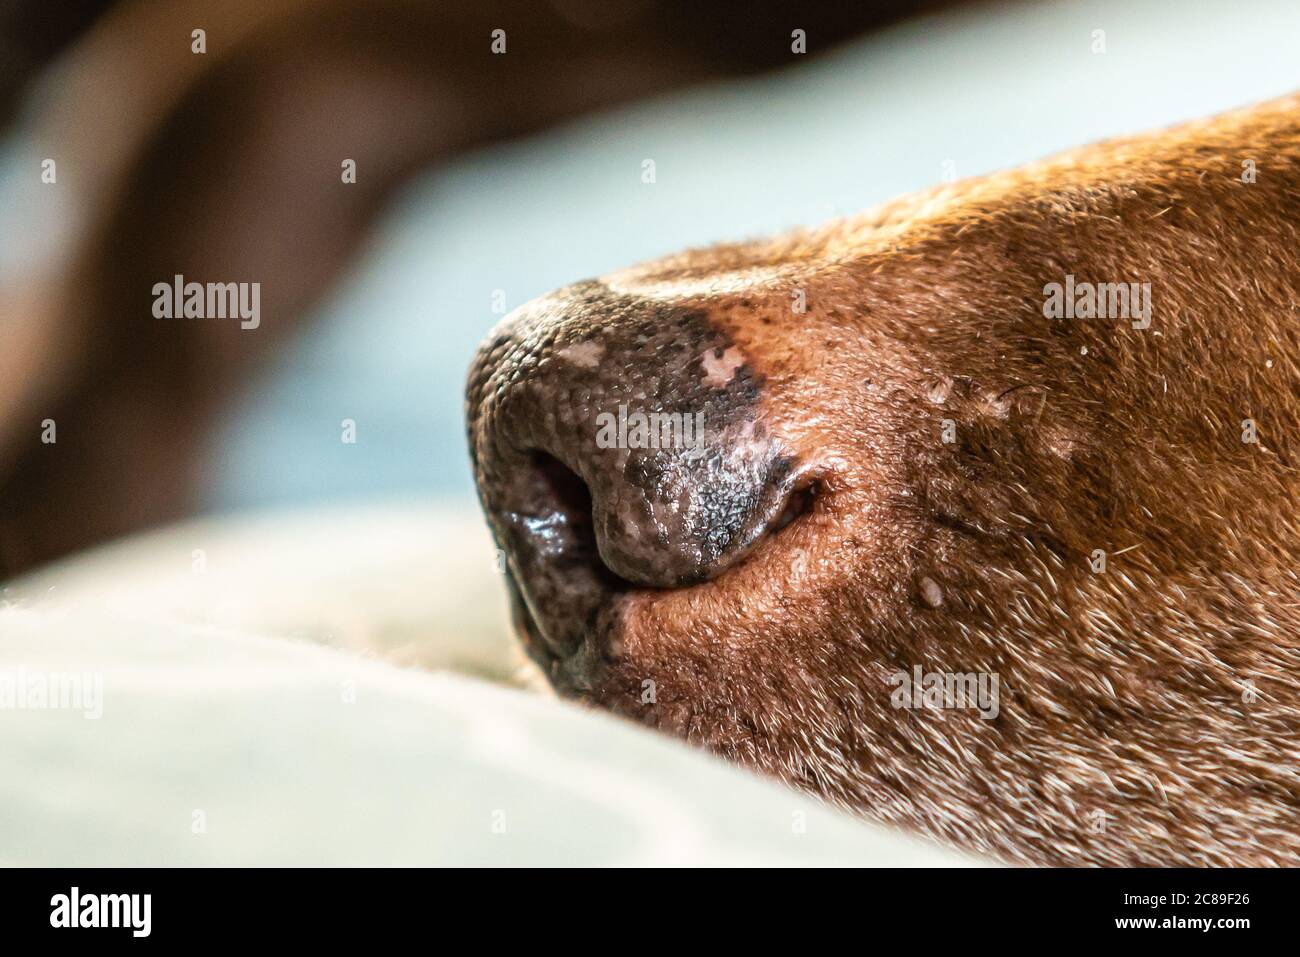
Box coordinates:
[0,867,1279,942]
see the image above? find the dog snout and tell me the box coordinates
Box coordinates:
[467,280,809,661]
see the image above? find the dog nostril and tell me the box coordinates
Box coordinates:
[522,452,631,590]
[521,450,822,592]
[531,452,592,526]
[770,480,819,534]
[520,449,824,591]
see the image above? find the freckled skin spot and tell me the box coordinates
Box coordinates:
[918,576,944,608]
[701,345,746,387]
[557,340,604,369]
[925,379,951,405]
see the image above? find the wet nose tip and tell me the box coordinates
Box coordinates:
[505,435,800,591]
[467,282,804,605]
[580,442,793,587]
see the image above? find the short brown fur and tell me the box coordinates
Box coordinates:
[472,95,1300,865]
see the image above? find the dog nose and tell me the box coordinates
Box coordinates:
[467,282,811,633]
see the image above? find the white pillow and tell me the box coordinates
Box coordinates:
[1,504,978,866]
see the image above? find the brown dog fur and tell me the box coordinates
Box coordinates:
[471,94,1300,866]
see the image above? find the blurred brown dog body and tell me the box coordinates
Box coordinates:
[0,0,900,575]
[470,95,1300,865]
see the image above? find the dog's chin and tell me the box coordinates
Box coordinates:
[501,472,847,750]
[501,564,616,701]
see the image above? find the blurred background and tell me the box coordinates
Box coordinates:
[2,0,1300,570]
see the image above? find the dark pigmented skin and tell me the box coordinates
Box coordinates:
[467,95,1300,866]
[467,280,814,682]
